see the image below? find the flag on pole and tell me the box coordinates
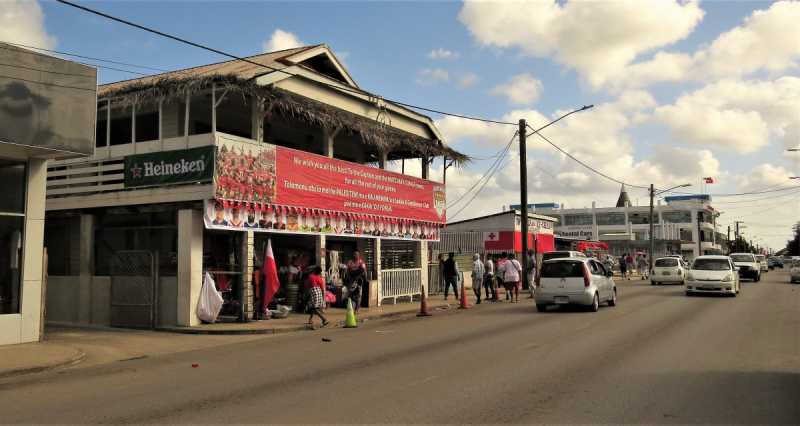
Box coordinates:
[260,239,280,314]
[704,177,714,183]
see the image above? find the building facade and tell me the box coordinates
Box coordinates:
[42,45,464,328]
[0,43,96,345]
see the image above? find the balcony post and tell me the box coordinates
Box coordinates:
[421,156,430,179]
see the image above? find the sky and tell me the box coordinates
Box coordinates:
[1,0,798,251]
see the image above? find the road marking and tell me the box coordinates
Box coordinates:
[410,376,438,387]
[577,324,590,330]
[516,342,538,350]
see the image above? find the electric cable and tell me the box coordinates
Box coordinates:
[446,133,516,209]
[0,41,171,72]
[56,0,518,126]
[448,153,519,221]
[0,73,96,91]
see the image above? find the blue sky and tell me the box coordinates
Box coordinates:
[2,0,799,250]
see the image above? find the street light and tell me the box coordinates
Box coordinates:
[650,183,692,261]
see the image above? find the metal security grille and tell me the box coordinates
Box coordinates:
[110,250,156,328]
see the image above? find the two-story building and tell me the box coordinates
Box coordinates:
[42,44,466,328]
[0,43,96,345]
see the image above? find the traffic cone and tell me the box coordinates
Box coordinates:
[492,278,502,302]
[458,281,470,309]
[344,298,358,328]
[417,284,432,317]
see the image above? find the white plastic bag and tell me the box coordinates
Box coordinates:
[197,272,224,323]
[275,304,292,314]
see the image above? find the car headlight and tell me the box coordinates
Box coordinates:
[686,272,696,281]
[722,274,734,282]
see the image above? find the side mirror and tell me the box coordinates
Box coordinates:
[606,271,614,277]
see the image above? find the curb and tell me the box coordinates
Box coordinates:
[154,303,451,335]
[0,350,86,380]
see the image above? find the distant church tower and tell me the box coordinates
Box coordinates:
[616,184,632,207]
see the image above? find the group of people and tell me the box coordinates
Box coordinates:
[618,252,650,280]
[440,250,538,305]
[303,251,367,328]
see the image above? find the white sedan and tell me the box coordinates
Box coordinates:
[650,257,686,285]
[790,259,800,284]
[685,256,740,296]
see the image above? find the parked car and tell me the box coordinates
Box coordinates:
[729,253,761,282]
[541,250,587,262]
[790,259,800,284]
[535,257,616,312]
[755,254,768,273]
[650,257,687,285]
[685,255,740,296]
[771,257,784,268]
[767,258,774,270]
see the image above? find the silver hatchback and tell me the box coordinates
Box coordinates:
[535,258,617,312]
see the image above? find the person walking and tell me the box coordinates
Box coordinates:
[442,252,460,301]
[525,249,537,299]
[471,253,485,304]
[304,266,328,328]
[619,254,628,279]
[345,251,366,314]
[483,253,495,301]
[626,253,635,276]
[637,254,649,280]
[496,252,509,300]
[498,253,523,302]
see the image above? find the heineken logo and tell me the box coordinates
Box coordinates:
[124,146,215,188]
[130,159,206,178]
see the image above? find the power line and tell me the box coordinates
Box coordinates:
[447,133,516,209]
[449,153,519,221]
[56,0,517,127]
[1,41,171,72]
[723,195,800,219]
[712,189,800,204]
[0,73,95,91]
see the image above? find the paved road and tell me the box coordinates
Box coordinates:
[2,269,798,424]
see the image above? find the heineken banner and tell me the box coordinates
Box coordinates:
[203,199,440,241]
[124,146,215,188]
[215,138,446,224]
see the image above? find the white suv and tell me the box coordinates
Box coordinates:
[535,258,616,312]
[730,253,761,282]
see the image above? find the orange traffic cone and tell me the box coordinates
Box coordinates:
[492,278,502,302]
[417,284,432,317]
[458,281,470,309]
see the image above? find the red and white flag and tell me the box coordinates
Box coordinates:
[262,239,280,310]
[704,177,714,184]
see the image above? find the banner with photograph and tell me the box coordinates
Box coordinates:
[203,199,440,241]
[214,138,445,224]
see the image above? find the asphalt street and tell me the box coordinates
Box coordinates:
[2,269,798,424]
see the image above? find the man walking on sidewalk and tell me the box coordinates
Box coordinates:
[526,249,537,299]
[472,253,485,304]
[498,253,523,303]
[619,254,628,279]
[443,252,460,301]
[483,253,495,301]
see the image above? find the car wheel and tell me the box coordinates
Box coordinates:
[608,289,617,306]
[536,304,547,312]
[651,280,656,286]
[685,292,693,296]
[757,274,761,282]
[589,293,599,312]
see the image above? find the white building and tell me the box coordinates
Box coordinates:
[0,43,96,345]
[521,187,725,259]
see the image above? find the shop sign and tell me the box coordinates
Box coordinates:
[214,139,445,224]
[514,217,554,235]
[558,225,597,241]
[124,146,215,188]
[202,200,440,241]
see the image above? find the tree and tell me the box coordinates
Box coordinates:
[785,223,800,256]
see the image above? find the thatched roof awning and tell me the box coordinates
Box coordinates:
[99,73,470,165]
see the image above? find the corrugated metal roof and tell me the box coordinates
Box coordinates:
[98,45,320,97]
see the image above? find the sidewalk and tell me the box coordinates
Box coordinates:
[0,341,85,379]
[157,294,457,335]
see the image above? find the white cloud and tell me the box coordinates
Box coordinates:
[737,164,797,191]
[427,48,460,59]
[616,1,800,90]
[415,68,449,85]
[459,72,478,88]
[654,77,800,154]
[490,74,543,105]
[0,0,56,49]
[262,29,305,53]
[459,0,704,90]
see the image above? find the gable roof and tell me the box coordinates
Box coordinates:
[98,44,352,97]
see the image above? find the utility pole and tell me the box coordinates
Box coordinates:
[727,226,731,255]
[649,184,655,263]
[519,119,529,279]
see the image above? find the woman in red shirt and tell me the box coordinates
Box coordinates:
[305,266,329,327]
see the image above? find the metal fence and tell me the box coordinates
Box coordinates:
[110,250,157,328]
[379,268,422,306]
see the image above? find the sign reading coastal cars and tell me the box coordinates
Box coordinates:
[124,146,215,188]
[215,139,445,224]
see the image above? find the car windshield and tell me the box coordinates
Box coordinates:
[730,255,754,263]
[794,260,800,268]
[755,255,765,261]
[691,259,731,271]
[655,259,678,267]
[541,261,585,278]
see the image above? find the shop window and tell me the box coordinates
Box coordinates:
[680,229,693,241]
[595,213,625,226]
[380,240,416,270]
[94,212,178,277]
[109,116,132,146]
[136,112,159,142]
[662,211,691,223]
[0,160,25,315]
[0,160,26,214]
[564,214,593,226]
[44,224,72,276]
[629,213,658,225]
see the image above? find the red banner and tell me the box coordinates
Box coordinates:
[215,139,446,224]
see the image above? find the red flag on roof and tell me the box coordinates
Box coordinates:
[704,177,713,184]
